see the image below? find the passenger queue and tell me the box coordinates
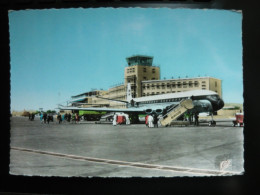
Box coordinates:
[29,112,82,124]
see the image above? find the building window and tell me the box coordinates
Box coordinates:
[162,83,165,89]
[215,81,218,87]
[183,82,187,88]
[143,68,146,72]
[152,78,155,80]
[143,77,146,80]
[152,69,156,73]
[194,81,199,87]
[157,85,160,89]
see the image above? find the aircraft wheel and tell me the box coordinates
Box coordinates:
[209,121,216,127]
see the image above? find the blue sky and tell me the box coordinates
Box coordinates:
[9,8,242,111]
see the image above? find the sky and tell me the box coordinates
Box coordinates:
[9,8,243,111]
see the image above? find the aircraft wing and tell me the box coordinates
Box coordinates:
[58,105,145,113]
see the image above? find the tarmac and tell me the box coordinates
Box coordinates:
[9,116,244,177]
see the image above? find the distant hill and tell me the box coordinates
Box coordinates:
[224,103,243,110]
[12,110,37,116]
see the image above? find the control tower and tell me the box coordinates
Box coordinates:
[124,55,160,98]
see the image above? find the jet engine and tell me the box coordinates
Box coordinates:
[145,109,163,115]
[155,109,163,115]
[145,109,153,114]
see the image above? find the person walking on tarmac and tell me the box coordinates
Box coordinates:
[57,113,62,124]
[113,114,117,126]
[75,113,79,123]
[65,113,68,121]
[153,114,158,128]
[43,113,47,124]
[71,113,76,124]
[40,113,43,124]
[148,115,154,128]
[47,114,51,124]
[194,112,199,126]
[67,113,71,122]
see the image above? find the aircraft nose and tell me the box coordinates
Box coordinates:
[218,99,224,109]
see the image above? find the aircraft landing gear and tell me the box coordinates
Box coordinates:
[208,120,216,127]
[209,113,216,127]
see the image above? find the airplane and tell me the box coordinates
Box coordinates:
[58,83,224,125]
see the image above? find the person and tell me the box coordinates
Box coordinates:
[43,113,47,124]
[57,113,62,124]
[65,113,68,121]
[125,113,130,125]
[40,113,43,123]
[191,112,194,122]
[113,114,117,126]
[148,115,154,128]
[188,111,192,124]
[67,113,71,122]
[31,113,35,121]
[153,114,158,128]
[183,112,188,121]
[75,113,79,123]
[194,112,199,126]
[62,114,65,123]
[145,115,149,127]
[47,114,51,124]
[157,115,163,127]
[71,113,76,124]
[28,113,31,121]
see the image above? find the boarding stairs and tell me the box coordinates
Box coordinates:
[159,99,194,127]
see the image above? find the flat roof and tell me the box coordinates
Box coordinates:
[142,76,221,83]
[71,90,105,98]
[126,55,153,59]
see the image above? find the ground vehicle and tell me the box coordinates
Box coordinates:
[233,113,244,127]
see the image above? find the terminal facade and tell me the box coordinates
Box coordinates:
[69,55,222,109]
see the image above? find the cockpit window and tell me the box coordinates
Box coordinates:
[207,95,218,101]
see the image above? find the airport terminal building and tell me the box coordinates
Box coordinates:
[69,55,222,109]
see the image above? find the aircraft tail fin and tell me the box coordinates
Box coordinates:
[126,83,133,103]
